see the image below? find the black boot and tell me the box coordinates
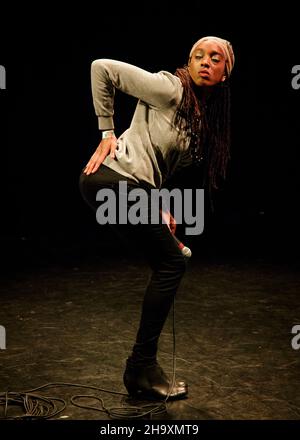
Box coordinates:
[123,360,188,401]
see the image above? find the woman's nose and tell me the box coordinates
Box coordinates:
[200,56,210,67]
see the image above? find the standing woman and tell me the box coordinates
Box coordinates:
[79,36,235,400]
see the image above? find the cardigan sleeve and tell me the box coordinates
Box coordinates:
[90,59,181,130]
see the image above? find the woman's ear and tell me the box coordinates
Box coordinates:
[222,74,227,82]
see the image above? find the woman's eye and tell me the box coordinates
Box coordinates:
[212,58,220,63]
[195,55,203,59]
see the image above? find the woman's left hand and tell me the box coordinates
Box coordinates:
[160,209,176,235]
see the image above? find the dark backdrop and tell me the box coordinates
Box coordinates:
[0,4,299,272]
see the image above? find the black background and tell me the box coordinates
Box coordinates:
[0,3,299,271]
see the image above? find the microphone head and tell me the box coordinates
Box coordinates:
[181,245,192,258]
[173,235,192,258]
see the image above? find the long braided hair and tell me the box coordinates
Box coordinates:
[173,65,231,207]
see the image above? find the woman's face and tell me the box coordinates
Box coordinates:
[188,40,226,87]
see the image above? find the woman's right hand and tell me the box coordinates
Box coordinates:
[83,136,118,175]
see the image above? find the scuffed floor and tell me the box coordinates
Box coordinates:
[1,249,300,420]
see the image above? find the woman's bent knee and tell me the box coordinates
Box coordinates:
[166,253,187,275]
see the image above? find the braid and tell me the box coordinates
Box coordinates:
[173,65,231,208]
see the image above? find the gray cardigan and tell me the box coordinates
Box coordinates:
[91,59,193,188]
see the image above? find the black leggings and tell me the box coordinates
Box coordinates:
[79,164,187,366]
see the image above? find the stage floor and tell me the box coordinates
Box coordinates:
[1,250,300,420]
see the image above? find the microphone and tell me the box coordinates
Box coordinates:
[159,209,192,258]
[173,235,192,258]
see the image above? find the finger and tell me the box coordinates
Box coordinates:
[83,163,92,175]
[110,147,115,159]
[89,150,107,173]
[84,158,97,174]
[85,158,98,174]
[84,148,104,174]
[90,161,101,173]
[110,140,118,159]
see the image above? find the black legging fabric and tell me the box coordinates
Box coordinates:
[79,164,187,366]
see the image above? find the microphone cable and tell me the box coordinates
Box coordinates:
[0,235,190,420]
[0,304,178,420]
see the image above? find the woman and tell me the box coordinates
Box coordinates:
[79,36,235,400]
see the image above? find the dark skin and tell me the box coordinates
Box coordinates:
[187,40,226,87]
